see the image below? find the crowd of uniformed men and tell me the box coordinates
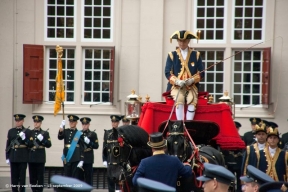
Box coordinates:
[5,113,288,192]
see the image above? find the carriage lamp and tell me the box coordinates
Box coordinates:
[218,90,235,119]
[125,90,141,125]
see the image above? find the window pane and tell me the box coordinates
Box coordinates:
[83,48,113,104]
[234,84,241,93]
[197,8,205,17]
[47,48,75,102]
[232,50,263,105]
[233,1,264,41]
[196,1,225,40]
[83,0,112,40]
[199,50,224,98]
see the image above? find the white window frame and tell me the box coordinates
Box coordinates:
[232,49,265,108]
[193,0,227,44]
[81,0,114,42]
[231,0,266,43]
[198,49,225,102]
[44,0,77,42]
[81,47,113,105]
[45,46,76,105]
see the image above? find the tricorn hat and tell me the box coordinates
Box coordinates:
[267,126,280,138]
[170,30,198,43]
[254,123,267,134]
[147,132,167,148]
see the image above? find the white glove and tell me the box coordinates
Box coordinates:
[103,161,108,167]
[19,132,26,140]
[6,159,10,165]
[185,78,195,86]
[175,79,185,88]
[37,134,44,141]
[77,161,83,168]
[84,136,90,144]
[60,120,66,128]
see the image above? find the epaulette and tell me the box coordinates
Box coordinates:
[168,52,173,61]
[196,51,200,61]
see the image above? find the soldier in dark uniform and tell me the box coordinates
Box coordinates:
[121,115,130,126]
[243,117,261,146]
[6,114,31,192]
[102,115,122,192]
[27,115,51,192]
[58,115,84,179]
[79,117,99,185]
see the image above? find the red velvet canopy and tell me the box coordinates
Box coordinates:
[138,93,245,150]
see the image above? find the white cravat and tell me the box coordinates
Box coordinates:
[269,146,277,157]
[180,47,188,60]
[258,143,265,150]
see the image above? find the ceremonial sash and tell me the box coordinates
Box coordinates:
[61,130,82,163]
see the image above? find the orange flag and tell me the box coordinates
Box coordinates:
[54,57,65,116]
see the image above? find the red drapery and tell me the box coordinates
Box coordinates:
[138,101,245,150]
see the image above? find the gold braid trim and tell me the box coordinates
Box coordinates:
[176,48,193,79]
[285,151,288,182]
[243,145,250,176]
[168,52,174,61]
[253,143,260,168]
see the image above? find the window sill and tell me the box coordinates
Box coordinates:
[32,103,121,115]
[234,104,275,119]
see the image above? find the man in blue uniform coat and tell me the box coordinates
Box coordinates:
[242,120,268,176]
[258,123,288,181]
[132,132,192,188]
[164,30,204,120]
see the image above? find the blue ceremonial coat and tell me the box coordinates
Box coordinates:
[164,48,204,91]
[258,147,288,181]
[241,143,268,176]
[132,154,192,188]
